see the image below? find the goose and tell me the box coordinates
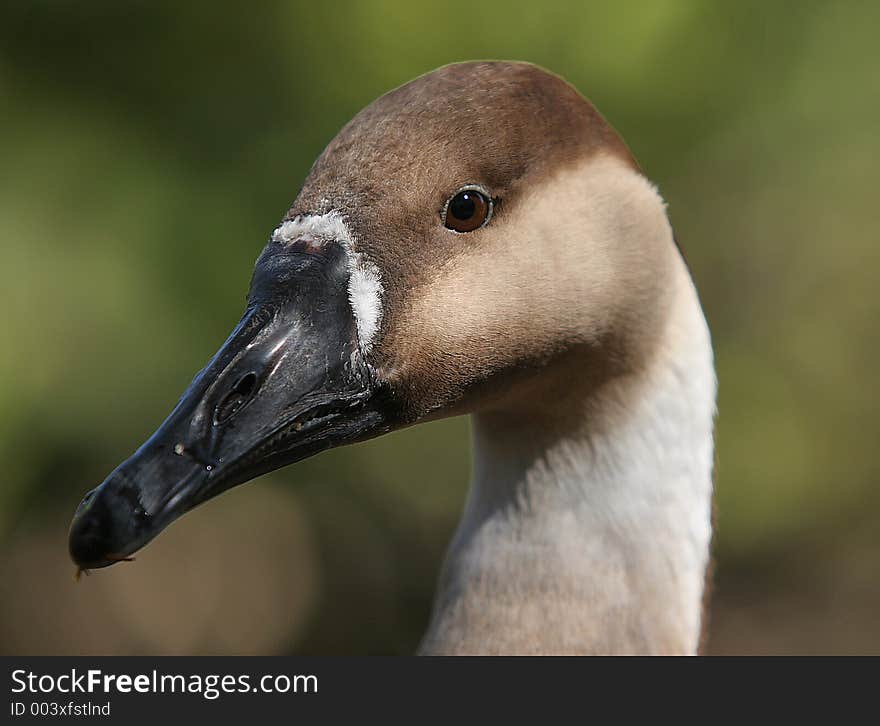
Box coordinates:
[68,61,716,655]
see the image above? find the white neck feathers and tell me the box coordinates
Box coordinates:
[419,259,716,654]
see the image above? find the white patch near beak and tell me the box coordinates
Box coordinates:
[272,211,384,353]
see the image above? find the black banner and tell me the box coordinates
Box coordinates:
[2,656,872,722]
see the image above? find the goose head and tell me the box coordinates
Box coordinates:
[69,61,680,572]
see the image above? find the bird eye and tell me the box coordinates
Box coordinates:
[443,186,493,233]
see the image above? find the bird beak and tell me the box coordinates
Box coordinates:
[69,237,388,571]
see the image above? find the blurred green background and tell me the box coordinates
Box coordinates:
[1,1,877,654]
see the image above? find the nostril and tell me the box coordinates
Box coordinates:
[234,372,257,397]
[214,372,259,424]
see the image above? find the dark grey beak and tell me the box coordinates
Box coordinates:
[69,236,389,570]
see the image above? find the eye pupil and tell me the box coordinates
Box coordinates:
[444,187,492,232]
[450,192,476,220]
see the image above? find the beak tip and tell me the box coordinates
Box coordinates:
[68,488,128,570]
[68,519,111,569]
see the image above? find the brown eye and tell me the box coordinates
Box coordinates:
[443,186,493,233]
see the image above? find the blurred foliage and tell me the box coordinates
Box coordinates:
[1,0,878,654]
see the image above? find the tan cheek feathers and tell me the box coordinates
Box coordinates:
[374,155,676,418]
